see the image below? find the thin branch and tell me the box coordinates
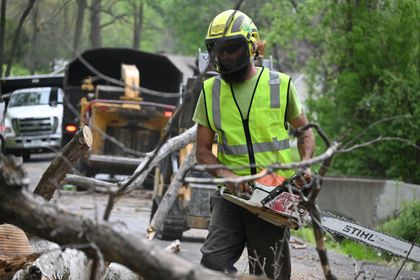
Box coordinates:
[343,115,411,149]
[38,0,73,27]
[184,142,340,185]
[340,136,420,153]
[100,13,128,29]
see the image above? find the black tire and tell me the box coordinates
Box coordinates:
[150,196,186,241]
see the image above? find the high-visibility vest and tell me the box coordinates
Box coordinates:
[202,67,295,177]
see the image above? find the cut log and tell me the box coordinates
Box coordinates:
[0,154,264,280]
[33,126,93,200]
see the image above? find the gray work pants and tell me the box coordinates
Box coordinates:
[200,191,291,280]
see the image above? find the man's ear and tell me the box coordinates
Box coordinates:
[256,40,266,58]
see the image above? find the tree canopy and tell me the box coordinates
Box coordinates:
[1,0,418,183]
[262,0,419,183]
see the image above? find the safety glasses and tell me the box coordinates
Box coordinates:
[206,38,246,55]
[219,43,243,54]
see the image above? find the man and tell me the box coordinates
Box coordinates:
[192,10,315,280]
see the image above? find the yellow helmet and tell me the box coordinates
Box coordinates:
[205,10,259,58]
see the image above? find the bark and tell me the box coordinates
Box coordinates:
[132,0,143,49]
[0,155,263,280]
[88,154,142,171]
[0,254,41,279]
[122,125,197,192]
[0,0,6,79]
[33,126,93,201]
[89,0,101,48]
[73,0,86,53]
[5,0,36,77]
[295,124,338,280]
[148,145,197,239]
[29,1,38,75]
[102,125,197,220]
[64,174,118,193]
[63,126,197,195]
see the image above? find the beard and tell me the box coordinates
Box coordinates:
[221,62,251,84]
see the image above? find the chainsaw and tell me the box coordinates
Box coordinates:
[220,173,420,263]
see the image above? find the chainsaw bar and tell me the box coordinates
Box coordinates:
[317,212,420,263]
[257,182,420,263]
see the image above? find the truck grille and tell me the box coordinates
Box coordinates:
[12,117,57,136]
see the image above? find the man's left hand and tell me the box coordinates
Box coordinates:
[294,168,312,188]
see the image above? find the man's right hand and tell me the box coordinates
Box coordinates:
[221,171,253,197]
[196,124,253,197]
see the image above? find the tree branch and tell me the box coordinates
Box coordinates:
[0,155,265,280]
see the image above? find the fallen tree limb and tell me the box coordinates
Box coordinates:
[60,125,197,194]
[121,124,197,193]
[0,155,262,280]
[147,145,196,240]
[63,174,118,193]
[184,141,341,185]
[33,126,93,200]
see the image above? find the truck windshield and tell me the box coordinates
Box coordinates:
[8,89,50,107]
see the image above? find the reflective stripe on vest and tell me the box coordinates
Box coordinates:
[203,67,295,177]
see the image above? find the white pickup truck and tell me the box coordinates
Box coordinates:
[4,87,63,159]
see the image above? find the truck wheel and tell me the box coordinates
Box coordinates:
[150,196,186,241]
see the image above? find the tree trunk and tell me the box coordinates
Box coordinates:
[29,1,38,75]
[148,145,196,239]
[132,0,143,49]
[33,126,93,201]
[89,0,101,48]
[5,0,36,77]
[0,0,6,79]
[0,155,263,280]
[73,0,86,53]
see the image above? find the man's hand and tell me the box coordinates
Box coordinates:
[218,169,253,197]
[293,167,312,188]
[196,124,253,198]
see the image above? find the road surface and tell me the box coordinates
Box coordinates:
[22,153,420,280]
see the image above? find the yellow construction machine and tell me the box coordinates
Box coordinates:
[62,48,181,181]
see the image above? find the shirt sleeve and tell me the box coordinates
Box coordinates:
[286,80,303,121]
[192,90,210,128]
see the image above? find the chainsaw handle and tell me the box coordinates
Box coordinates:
[290,172,317,197]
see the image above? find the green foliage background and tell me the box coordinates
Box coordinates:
[2,0,419,183]
[262,0,420,183]
[380,201,420,243]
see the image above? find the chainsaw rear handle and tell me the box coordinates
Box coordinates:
[289,171,317,197]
